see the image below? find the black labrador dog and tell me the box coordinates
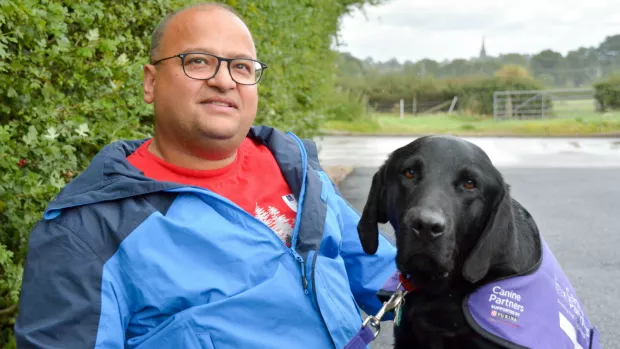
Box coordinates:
[357,135,542,349]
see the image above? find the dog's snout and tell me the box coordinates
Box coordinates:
[411,209,446,240]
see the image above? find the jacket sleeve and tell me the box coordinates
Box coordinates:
[14,220,125,348]
[334,192,398,318]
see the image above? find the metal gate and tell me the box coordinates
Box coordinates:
[493,88,595,120]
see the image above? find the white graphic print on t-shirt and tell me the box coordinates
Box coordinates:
[254,205,293,247]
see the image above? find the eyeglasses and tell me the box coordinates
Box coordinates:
[152,52,268,85]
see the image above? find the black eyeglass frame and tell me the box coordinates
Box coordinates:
[152,52,268,85]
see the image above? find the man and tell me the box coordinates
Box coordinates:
[14,3,396,349]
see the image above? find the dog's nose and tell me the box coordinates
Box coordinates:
[411,210,446,240]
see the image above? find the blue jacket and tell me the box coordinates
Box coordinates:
[14,126,397,349]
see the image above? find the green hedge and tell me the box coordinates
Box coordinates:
[594,75,620,111]
[445,76,545,115]
[357,74,544,116]
[0,0,382,346]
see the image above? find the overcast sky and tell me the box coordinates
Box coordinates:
[337,0,620,63]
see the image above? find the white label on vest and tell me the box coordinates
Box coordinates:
[559,312,583,349]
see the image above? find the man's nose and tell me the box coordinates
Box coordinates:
[207,63,236,90]
[409,208,446,241]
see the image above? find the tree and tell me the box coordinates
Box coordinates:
[440,59,472,77]
[335,52,366,79]
[597,34,620,76]
[495,65,532,79]
[416,59,440,77]
[530,50,565,86]
[499,53,529,66]
[376,58,402,73]
[565,47,599,87]
[471,59,502,77]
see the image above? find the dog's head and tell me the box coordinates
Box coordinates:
[358,135,520,290]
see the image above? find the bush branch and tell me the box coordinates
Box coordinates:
[0,304,17,316]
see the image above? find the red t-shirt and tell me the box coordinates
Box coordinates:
[127,137,297,247]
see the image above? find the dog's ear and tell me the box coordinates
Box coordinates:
[462,184,516,283]
[357,168,388,255]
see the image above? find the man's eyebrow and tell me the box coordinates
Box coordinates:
[181,47,257,60]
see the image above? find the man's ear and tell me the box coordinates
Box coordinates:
[144,64,157,104]
[357,167,388,255]
[462,184,516,283]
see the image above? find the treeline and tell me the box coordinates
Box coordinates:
[329,34,620,118]
[340,34,620,87]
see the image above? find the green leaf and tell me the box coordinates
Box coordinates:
[0,41,7,58]
[22,125,38,146]
[49,172,65,189]
[77,47,94,58]
[75,123,89,137]
[43,127,59,140]
[86,28,100,42]
[116,53,129,65]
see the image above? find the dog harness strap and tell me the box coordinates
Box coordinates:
[344,280,410,349]
[342,326,374,349]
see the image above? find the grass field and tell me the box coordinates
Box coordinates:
[322,110,620,136]
[551,99,599,119]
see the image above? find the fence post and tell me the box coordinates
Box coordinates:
[400,99,404,120]
[412,97,417,114]
[448,96,458,114]
[541,92,545,119]
[493,92,498,120]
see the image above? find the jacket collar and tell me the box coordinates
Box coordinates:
[44,126,307,217]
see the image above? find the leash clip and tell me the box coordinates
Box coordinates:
[361,282,408,338]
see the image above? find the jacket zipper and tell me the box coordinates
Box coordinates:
[286,132,310,295]
[288,133,338,349]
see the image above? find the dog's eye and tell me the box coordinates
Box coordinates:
[403,168,416,179]
[463,179,477,190]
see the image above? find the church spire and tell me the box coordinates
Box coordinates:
[480,36,487,59]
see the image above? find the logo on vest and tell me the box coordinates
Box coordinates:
[488,286,525,325]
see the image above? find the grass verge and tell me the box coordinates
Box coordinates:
[322,112,620,136]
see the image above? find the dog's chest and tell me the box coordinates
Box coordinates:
[393,293,498,349]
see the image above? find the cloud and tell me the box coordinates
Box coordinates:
[337,0,620,62]
[370,11,518,32]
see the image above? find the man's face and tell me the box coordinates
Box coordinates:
[144,7,259,158]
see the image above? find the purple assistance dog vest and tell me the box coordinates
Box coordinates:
[379,239,602,349]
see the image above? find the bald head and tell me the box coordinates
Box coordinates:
[149,3,249,63]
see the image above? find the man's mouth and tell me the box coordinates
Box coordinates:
[208,101,232,107]
[200,97,238,109]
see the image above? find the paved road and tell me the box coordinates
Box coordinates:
[316,135,620,169]
[322,136,620,349]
